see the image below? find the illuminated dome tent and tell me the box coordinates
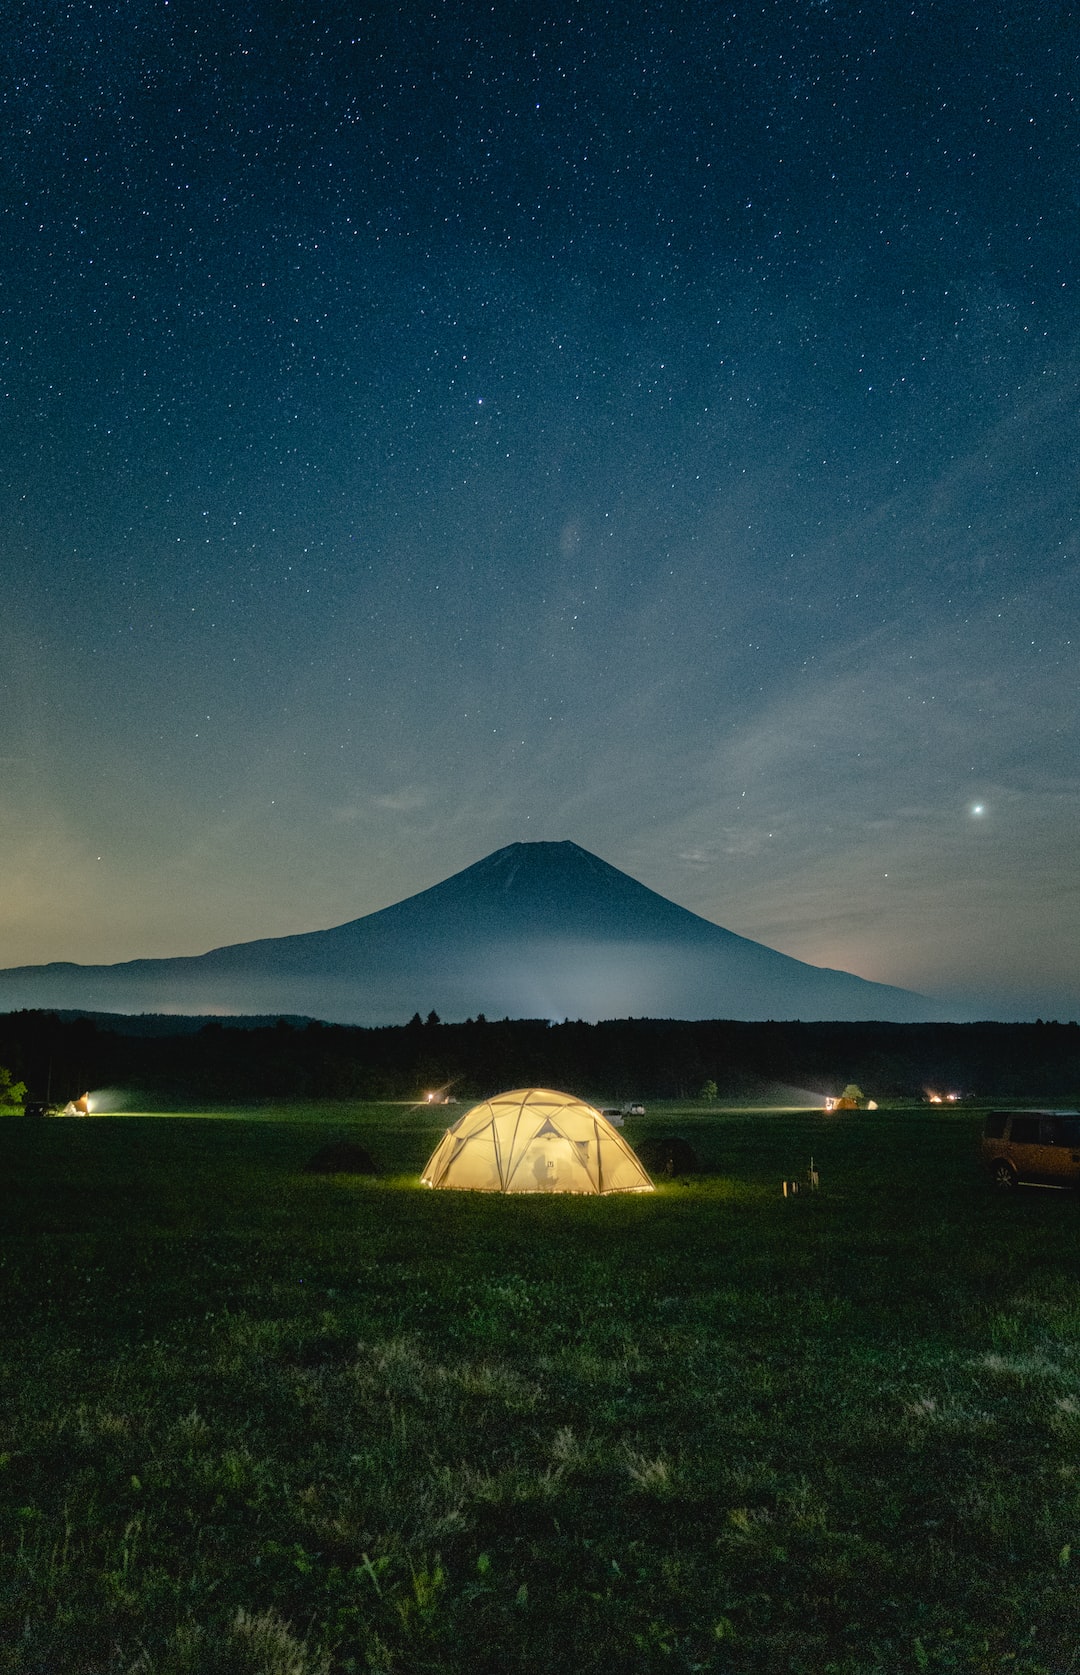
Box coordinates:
[421,1088,654,1195]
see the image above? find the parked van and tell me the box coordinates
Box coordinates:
[981,1109,1080,1190]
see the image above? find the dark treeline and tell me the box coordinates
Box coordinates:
[2,1009,1079,1106]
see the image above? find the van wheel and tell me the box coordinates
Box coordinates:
[992,1160,1018,1191]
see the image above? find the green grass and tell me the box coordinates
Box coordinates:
[4,1101,1080,1673]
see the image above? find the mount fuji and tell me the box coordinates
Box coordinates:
[0,840,948,1023]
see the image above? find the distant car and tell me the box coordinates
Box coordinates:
[22,1100,52,1118]
[600,1108,626,1128]
[981,1109,1080,1190]
[624,1103,645,1116]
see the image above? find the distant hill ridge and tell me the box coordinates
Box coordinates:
[0,839,950,1023]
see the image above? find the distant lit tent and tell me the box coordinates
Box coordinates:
[825,1084,877,1112]
[421,1087,654,1195]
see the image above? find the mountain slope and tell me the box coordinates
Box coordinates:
[0,840,947,1022]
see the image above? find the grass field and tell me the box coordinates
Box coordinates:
[4,1100,1080,1674]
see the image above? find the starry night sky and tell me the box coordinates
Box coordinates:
[1,1,1076,1020]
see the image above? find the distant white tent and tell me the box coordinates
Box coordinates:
[421,1087,654,1195]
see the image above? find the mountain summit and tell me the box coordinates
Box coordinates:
[0,840,944,1022]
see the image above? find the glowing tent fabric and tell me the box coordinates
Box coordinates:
[421,1087,654,1194]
